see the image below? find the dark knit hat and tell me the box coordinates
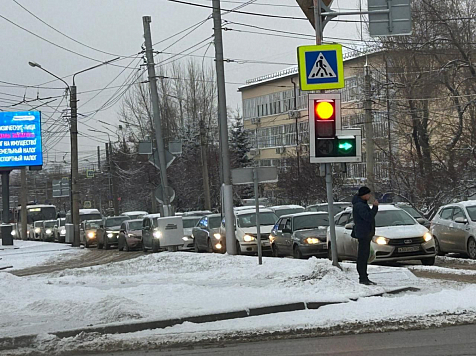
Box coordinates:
[358,186,371,196]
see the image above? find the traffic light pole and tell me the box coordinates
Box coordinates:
[314,0,340,268]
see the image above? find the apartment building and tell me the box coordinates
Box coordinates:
[238,48,393,187]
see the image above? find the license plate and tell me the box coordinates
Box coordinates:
[398,246,420,253]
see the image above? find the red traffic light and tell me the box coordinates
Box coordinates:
[314,100,335,120]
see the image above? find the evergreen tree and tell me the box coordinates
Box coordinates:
[229,116,252,168]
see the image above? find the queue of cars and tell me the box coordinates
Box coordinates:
[22,199,476,264]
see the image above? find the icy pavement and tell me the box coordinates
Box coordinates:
[0,250,454,341]
[0,239,85,271]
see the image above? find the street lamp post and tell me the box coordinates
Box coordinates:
[29,58,119,247]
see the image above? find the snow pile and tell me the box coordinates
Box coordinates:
[0,252,419,338]
[0,240,84,270]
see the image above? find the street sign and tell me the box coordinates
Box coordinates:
[52,179,70,198]
[297,44,344,91]
[368,0,412,37]
[86,169,94,178]
[232,167,278,185]
[296,0,333,28]
[168,140,183,155]
[138,141,153,155]
[155,185,175,204]
[149,149,175,170]
[83,201,91,208]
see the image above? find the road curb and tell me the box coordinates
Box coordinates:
[0,286,419,351]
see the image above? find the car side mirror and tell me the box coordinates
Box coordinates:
[282,228,292,234]
[345,223,354,230]
[455,217,468,224]
[416,218,426,225]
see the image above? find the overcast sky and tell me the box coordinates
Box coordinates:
[0,0,367,169]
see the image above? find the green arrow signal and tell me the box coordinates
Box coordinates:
[338,142,353,151]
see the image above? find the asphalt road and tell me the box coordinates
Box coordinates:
[84,324,476,356]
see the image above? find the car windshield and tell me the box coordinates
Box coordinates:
[209,217,222,229]
[183,218,200,228]
[466,206,476,221]
[293,215,329,230]
[399,206,422,219]
[275,208,305,217]
[80,213,102,222]
[128,221,143,230]
[86,220,101,229]
[105,217,129,227]
[44,221,56,228]
[375,210,416,227]
[238,212,278,228]
[34,221,42,227]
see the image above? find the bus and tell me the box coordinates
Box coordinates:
[14,204,58,239]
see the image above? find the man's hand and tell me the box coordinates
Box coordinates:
[373,199,379,207]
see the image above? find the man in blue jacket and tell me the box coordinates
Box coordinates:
[351,186,379,285]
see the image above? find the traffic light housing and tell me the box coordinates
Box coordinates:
[308,93,362,163]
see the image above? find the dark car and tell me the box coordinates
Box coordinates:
[270,212,329,259]
[192,214,224,253]
[80,219,102,248]
[118,219,143,251]
[97,216,131,250]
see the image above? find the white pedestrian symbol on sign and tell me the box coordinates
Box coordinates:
[308,52,336,79]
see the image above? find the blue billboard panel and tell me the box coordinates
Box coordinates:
[0,111,43,168]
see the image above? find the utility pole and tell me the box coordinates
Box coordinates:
[69,84,80,247]
[364,63,375,196]
[212,0,236,254]
[109,143,119,215]
[97,146,101,172]
[385,56,393,190]
[105,143,112,211]
[143,16,171,216]
[199,114,212,210]
[291,78,300,176]
[20,168,27,240]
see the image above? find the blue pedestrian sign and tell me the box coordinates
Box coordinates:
[297,44,344,91]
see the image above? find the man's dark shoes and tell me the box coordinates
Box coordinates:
[359,279,377,286]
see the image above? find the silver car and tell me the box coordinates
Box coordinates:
[329,205,436,265]
[430,201,476,259]
[181,216,202,250]
[192,214,224,253]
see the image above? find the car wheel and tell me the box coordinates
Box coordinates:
[468,237,476,259]
[434,237,444,256]
[236,241,241,255]
[152,239,160,253]
[421,256,435,266]
[207,238,214,253]
[271,244,279,257]
[293,245,304,259]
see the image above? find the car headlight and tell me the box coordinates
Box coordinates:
[243,234,255,242]
[46,229,52,235]
[269,235,275,243]
[215,243,222,250]
[11,230,16,236]
[304,237,320,244]
[373,236,389,245]
[153,230,162,239]
[213,233,221,240]
[35,228,41,233]
[60,228,66,235]
[107,233,113,238]
[88,232,95,239]
[182,236,189,241]
[423,232,433,242]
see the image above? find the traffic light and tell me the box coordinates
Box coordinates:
[308,93,362,163]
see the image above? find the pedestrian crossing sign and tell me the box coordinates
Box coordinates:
[297,44,344,90]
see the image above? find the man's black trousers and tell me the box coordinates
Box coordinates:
[357,237,372,282]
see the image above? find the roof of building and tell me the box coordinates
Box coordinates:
[238,47,383,91]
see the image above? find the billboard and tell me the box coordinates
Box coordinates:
[0,111,43,169]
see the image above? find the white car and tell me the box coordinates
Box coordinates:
[268,205,305,218]
[220,208,278,255]
[328,205,436,265]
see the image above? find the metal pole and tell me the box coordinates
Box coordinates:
[200,117,212,210]
[385,57,393,190]
[1,171,13,245]
[212,0,236,254]
[254,168,262,265]
[20,168,27,240]
[97,146,101,172]
[105,143,112,209]
[70,85,80,247]
[143,16,171,217]
[314,0,340,268]
[109,142,119,215]
[364,63,375,196]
